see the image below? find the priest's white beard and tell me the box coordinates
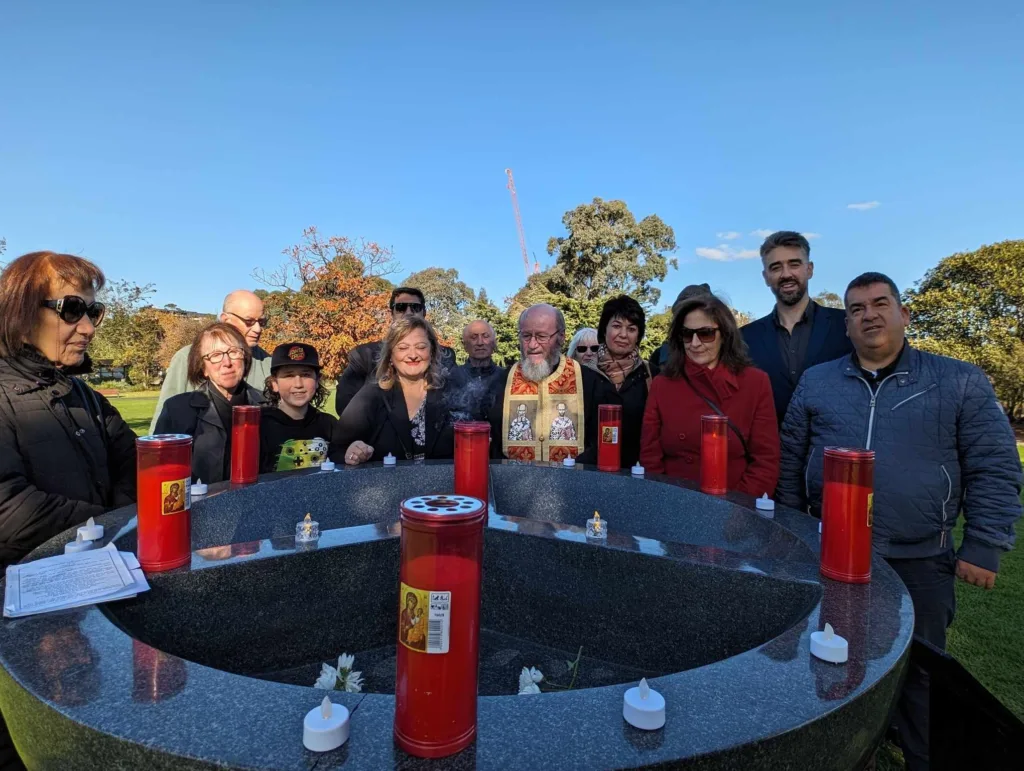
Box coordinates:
[519,352,560,383]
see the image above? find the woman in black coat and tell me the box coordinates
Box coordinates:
[587,295,651,469]
[154,322,265,483]
[0,251,137,569]
[332,317,455,464]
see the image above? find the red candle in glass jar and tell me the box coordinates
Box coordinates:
[597,404,623,472]
[820,447,875,584]
[454,421,490,504]
[136,434,193,572]
[700,415,728,495]
[395,495,485,759]
[230,406,261,485]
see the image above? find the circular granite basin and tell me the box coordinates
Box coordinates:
[0,462,912,770]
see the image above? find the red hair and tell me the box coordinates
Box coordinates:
[0,251,106,357]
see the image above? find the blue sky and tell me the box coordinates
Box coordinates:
[2,1,1022,319]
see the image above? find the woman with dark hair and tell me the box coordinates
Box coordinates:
[0,251,137,569]
[640,294,779,496]
[154,322,265,483]
[331,317,455,464]
[589,295,651,468]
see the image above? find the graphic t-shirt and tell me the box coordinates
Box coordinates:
[259,407,339,473]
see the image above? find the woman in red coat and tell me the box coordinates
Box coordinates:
[640,293,779,496]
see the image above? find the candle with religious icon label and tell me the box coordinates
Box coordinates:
[820,448,875,584]
[454,421,490,504]
[700,415,728,495]
[230,406,260,484]
[597,404,623,472]
[395,495,485,759]
[136,434,193,572]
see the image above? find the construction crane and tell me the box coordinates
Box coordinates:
[505,168,540,280]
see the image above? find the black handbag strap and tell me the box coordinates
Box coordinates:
[680,371,754,464]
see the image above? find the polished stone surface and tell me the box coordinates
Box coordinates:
[0,461,913,770]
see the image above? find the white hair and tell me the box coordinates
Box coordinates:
[567,327,598,360]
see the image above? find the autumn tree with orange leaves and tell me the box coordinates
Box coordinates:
[254,227,399,379]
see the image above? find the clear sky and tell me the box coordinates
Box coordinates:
[2,1,1022,319]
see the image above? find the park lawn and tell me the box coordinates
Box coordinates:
[113,394,1024,765]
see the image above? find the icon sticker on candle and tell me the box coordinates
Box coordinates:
[399,583,451,654]
[161,479,190,515]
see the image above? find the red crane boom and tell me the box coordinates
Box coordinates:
[505,168,539,279]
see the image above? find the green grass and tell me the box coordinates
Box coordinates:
[115,395,1024,767]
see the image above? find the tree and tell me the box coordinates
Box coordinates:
[813,290,844,309]
[91,280,163,384]
[254,228,398,378]
[904,240,1024,417]
[155,310,214,368]
[404,267,475,347]
[545,198,677,307]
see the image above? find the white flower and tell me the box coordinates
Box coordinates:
[338,653,355,673]
[314,663,338,690]
[518,666,544,695]
[342,669,364,693]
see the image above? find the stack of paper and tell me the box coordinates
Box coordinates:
[4,543,150,618]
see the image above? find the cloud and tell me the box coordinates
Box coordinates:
[716,231,742,240]
[750,229,774,238]
[695,244,760,262]
[802,232,822,240]
[847,201,880,211]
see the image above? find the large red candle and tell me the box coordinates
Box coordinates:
[230,405,260,485]
[454,421,490,504]
[597,404,623,472]
[700,415,728,495]
[136,434,193,572]
[820,447,875,584]
[395,495,485,759]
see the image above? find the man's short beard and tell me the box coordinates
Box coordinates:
[519,351,561,382]
[773,282,808,307]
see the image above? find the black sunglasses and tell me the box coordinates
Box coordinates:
[679,326,719,343]
[393,302,425,314]
[576,345,600,353]
[225,311,269,328]
[42,296,106,326]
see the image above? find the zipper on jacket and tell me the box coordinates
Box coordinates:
[855,374,902,450]
[891,384,938,412]
[940,465,952,549]
[804,447,817,500]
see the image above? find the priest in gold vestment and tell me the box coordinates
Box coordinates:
[488,304,602,463]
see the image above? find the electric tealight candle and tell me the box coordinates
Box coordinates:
[303,696,350,752]
[623,678,665,730]
[190,479,208,497]
[383,453,397,467]
[810,623,849,664]
[64,532,96,555]
[320,460,336,472]
[562,457,576,468]
[631,463,645,477]
[77,516,104,542]
[586,511,607,540]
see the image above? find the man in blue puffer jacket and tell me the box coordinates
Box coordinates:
[778,272,1022,771]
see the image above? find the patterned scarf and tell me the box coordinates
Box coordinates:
[594,345,642,389]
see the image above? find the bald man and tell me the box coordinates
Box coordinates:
[487,304,602,463]
[149,290,272,433]
[448,319,506,420]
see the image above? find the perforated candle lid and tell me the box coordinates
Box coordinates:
[400,495,486,524]
[136,434,193,447]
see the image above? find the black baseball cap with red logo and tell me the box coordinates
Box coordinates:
[270,342,322,373]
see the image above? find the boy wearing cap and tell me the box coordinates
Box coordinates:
[260,343,339,473]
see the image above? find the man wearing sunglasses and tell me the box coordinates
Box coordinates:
[741,231,852,424]
[149,290,272,433]
[334,286,456,416]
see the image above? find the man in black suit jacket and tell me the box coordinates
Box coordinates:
[334,286,456,416]
[741,231,853,423]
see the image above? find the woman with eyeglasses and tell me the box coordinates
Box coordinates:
[567,328,599,368]
[640,293,780,496]
[0,252,137,569]
[154,322,265,483]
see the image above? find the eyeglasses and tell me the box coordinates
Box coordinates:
[41,296,106,326]
[576,345,600,353]
[392,302,425,314]
[519,332,556,345]
[679,326,719,344]
[226,311,268,328]
[202,347,246,364]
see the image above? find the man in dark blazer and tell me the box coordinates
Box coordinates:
[334,286,456,416]
[741,231,852,423]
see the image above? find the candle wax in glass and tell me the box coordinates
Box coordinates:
[454,432,489,504]
[700,432,727,494]
[597,419,622,472]
[137,462,192,571]
[230,422,259,484]
[821,480,873,583]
